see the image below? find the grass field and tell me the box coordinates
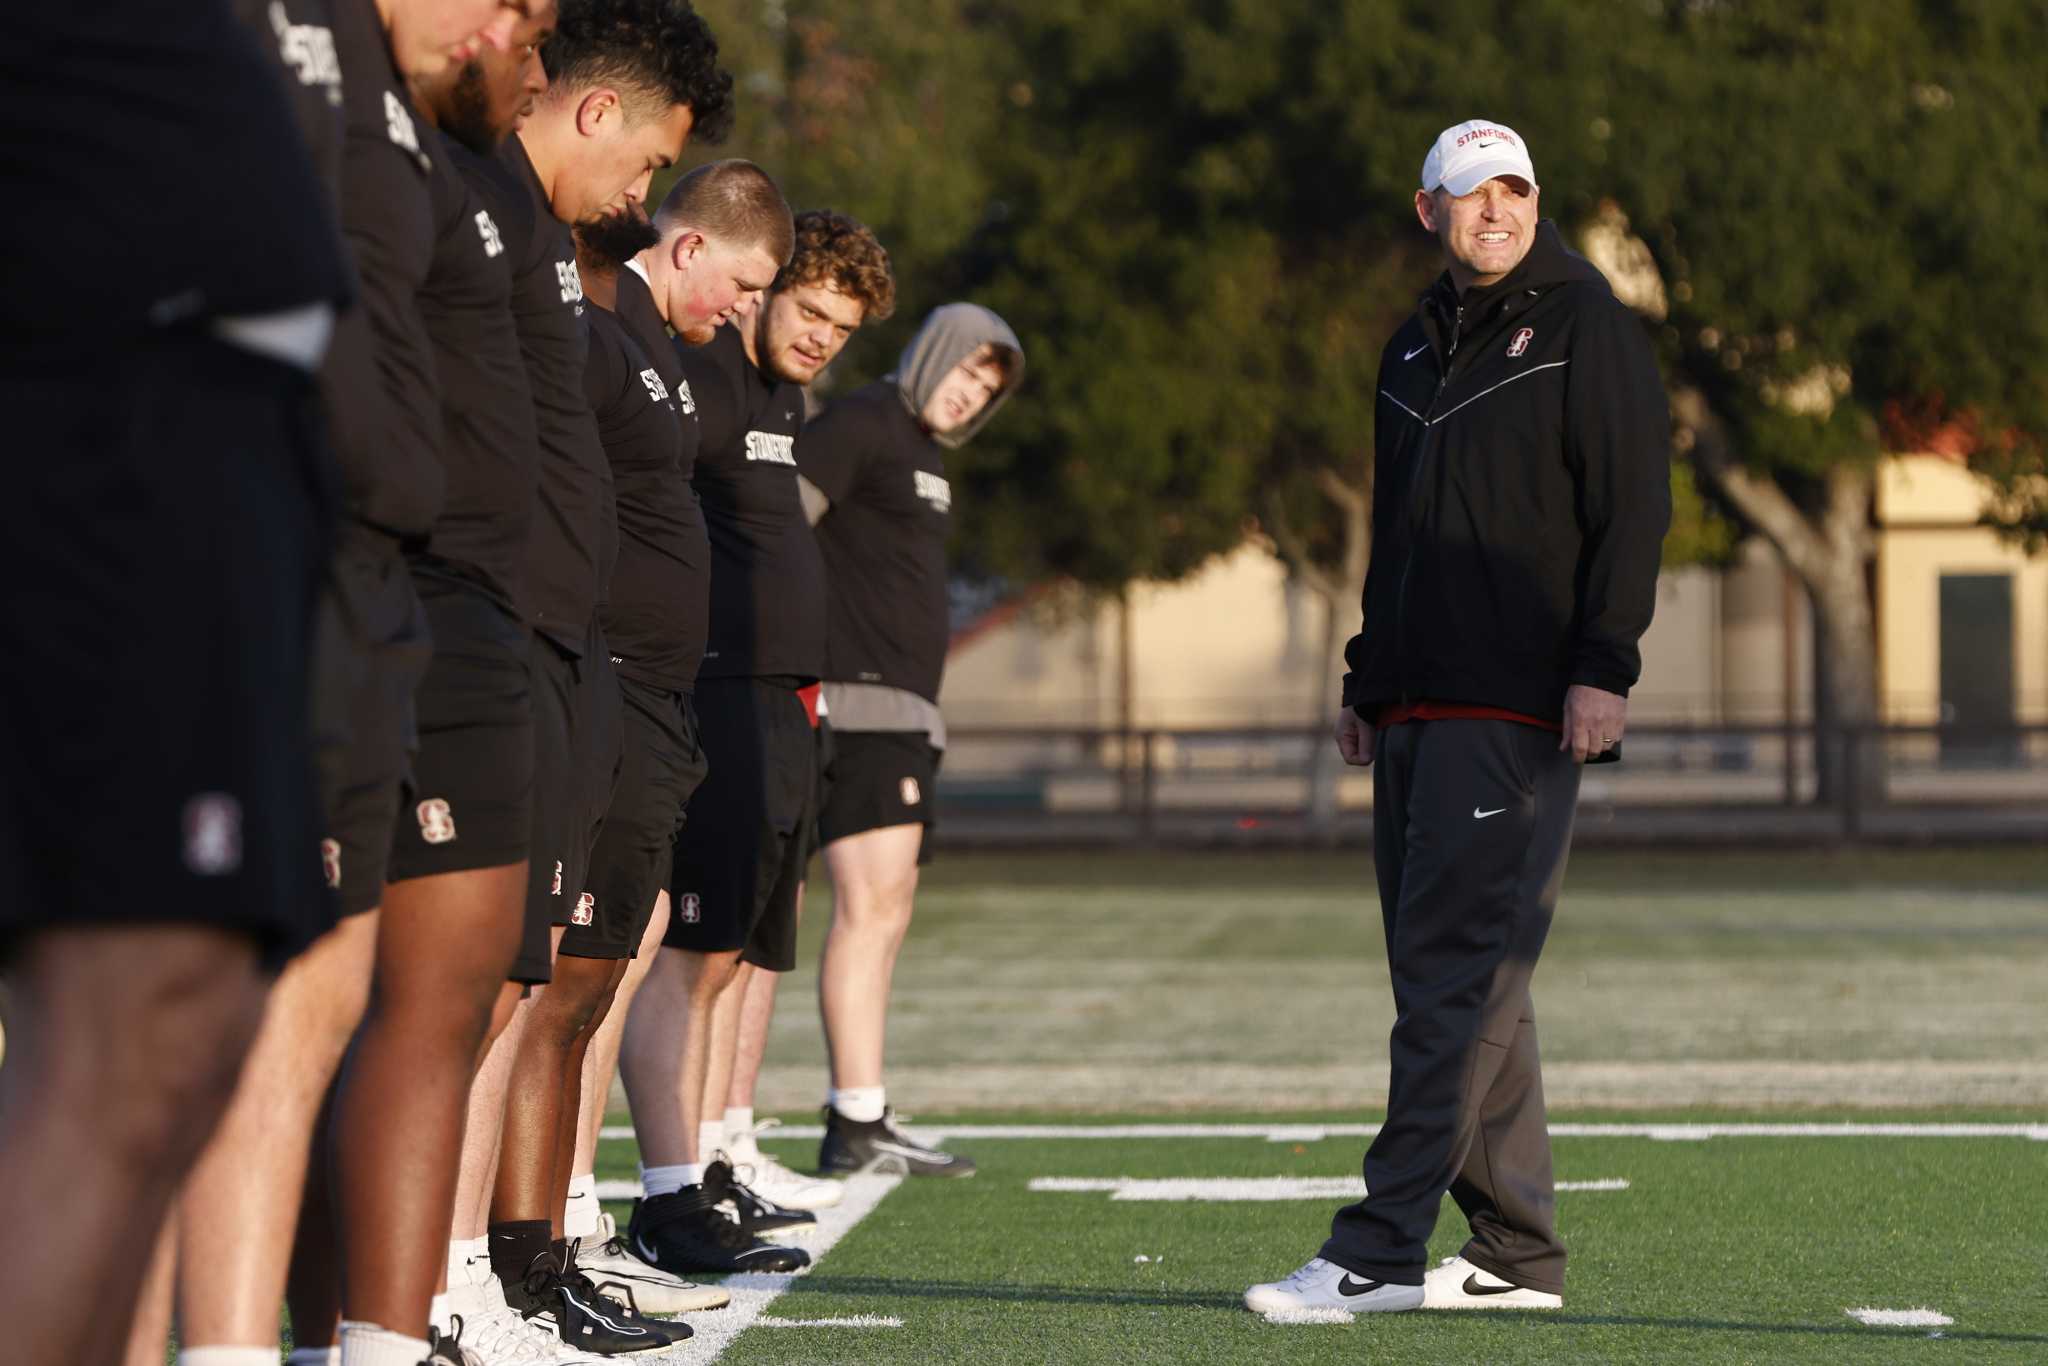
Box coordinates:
[591,1115,2048,1364]
[570,847,2047,1363]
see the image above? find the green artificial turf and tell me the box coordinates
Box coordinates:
[595,1116,2048,1365]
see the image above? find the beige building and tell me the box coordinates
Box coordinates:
[941,455,2042,735]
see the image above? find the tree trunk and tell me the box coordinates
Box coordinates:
[1303,593,1346,836]
[1261,464,1372,838]
[1672,388,1885,809]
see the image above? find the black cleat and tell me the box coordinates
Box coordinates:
[710,1158,818,1238]
[511,1244,688,1354]
[818,1106,976,1178]
[626,1186,812,1276]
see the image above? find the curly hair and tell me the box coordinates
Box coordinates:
[542,0,736,144]
[773,210,895,321]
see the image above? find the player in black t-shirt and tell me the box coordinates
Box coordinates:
[620,210,898,1277]
[440,4,734,1352]
[798,304,1024,1181]
[0,6,353,1359]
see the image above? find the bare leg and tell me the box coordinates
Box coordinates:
[575,896,670,1178]
[726,963,780,1113]
[177,913,378,1349]
[818,827,922,1089]
[332,862,525,1336]
[285,1085,343,1351]
[122,1212,177,1366]
[495,951,625,1234]
[0,925,268,1364]
[454,982,529,1246]
[699,961,751,1154]
[619,945,742,1168]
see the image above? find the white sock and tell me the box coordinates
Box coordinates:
[179,1349,280,1366]
[564,1172,601,1240]
[286,1350,339,1366]
[428,1291,453,1333]
[831,1086,887,1123]
[722,1106,755,1141]
[338,1322,430,1366]
[642,1161,705,1198]
[698,1120,725,1159]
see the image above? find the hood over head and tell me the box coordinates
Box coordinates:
[891,302,1025,449]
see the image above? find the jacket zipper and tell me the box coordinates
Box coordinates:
[1394,302,1462,704]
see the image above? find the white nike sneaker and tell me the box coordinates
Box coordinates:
[1422,1255,1563,1309]
[1243,1257,1425,1315]
[723,1119,845,1212]
[578,1210,732,1313]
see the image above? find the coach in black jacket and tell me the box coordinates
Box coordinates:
[1248,120,1669,1318]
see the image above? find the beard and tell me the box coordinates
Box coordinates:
[575,206,660,271]
[438,60,498,156]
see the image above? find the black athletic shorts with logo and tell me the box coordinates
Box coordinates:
[385,568,532,885]
[311,523,434,917]
[0,333,334,966]
[562,681,705,961]
[667,678,815,972]
[817,730,940,866]
[516,624,621,982]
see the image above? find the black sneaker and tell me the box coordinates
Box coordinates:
[626,1185,812,1276]
[710,1158,818,1238]
[512,1245,688,1354]
[818,1105,976,1178]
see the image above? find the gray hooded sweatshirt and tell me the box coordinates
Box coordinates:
[800,302,1025,744]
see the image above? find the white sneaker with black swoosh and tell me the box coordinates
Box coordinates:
[1243,1258,1425,1314]
[1422,1255,1562,1309]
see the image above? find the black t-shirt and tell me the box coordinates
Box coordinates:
[0,3,351,347]
[232,0,343,193]
[320,0,442,539]
[413,134,536,613]
[587,293,702,692]
[799,381,953,703]
[681,325,822,684]
[499,134,613,655]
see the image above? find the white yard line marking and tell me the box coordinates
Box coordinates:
[1028,1176,1628,1201]
[755,1315,904,1329]
[1846,1307,1953,1327]
[1261,1307,1356,1324]
[606,1121,2048,1144]
[640,1168,905,1362]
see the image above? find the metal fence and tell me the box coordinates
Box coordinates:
[929,723,2048,846]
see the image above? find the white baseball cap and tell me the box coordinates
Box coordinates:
[1420,120,1537,197]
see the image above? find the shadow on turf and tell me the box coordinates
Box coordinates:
[787,1274,1237,1311]
[1548,1314,2048,1347]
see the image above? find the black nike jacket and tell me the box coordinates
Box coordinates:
[1341,220,1671,721]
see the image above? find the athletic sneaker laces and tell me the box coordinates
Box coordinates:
[723,1120,845,1211]
[625,1189,811,1275]
[518,1244,686,1354]
[422,1317,487,1366]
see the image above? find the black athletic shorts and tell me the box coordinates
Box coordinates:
[667,678,815,972]
[311,523,433,917]
[0,332,333,966]
[516,625,622,982]
[517,634,576,984]
[818,731,940,866]
[386,569,532,884]
[562,681,705,961]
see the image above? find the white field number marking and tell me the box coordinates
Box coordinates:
[1027,1176,1629,1201]
[1845,1307,1954,1327]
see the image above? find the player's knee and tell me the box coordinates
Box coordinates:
[104,963,269,1161]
